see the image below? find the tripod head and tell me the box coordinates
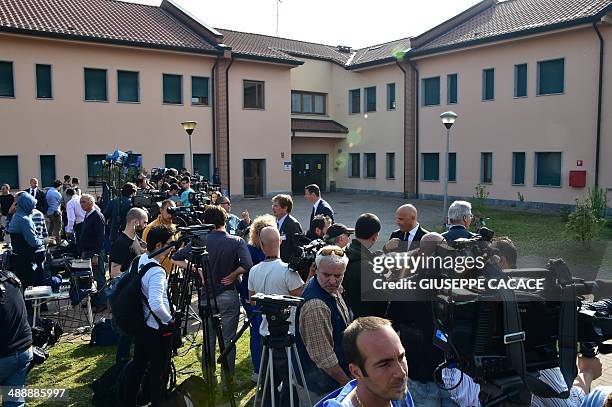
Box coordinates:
[252,294,303,338]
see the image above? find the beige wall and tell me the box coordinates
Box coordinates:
[0,33,215,190]
[415,25,612,205]
[227,60,292,196]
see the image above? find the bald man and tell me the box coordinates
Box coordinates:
[383,204,429,253]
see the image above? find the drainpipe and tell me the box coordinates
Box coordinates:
[211,59,218,174]
[397,58,420,198]
[593,22,604,187]
[224,58,234,195]
[396,60,408,197]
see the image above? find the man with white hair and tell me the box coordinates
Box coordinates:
[442,200,477,241]
[79,194,106,311]
[295,245,353,403]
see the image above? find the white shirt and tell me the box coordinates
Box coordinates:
[248,258,304,336]
[66,195,85,233]
[407,223,420,246]
[277,214,288,231]
[312,198,322,212]
[139,254,173,330]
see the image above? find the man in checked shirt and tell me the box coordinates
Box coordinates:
[295,245,353,404]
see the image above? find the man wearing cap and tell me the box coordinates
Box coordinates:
[384,204,428,253]
[324,223,354,249]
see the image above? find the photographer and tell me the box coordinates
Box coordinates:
[306,214,331,241]
[124,225,175,407]
[0,270,33,407]
[248,226,304,405]
[295,245,352,403]
[323,223,353,249]
[104,182,136,242]
[442,201,477,241]
[344,213,388,318]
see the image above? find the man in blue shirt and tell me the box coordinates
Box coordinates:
[178,177,194,207]
[45,179,63,244]
[317,317,414,407]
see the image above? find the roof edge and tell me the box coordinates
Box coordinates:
[291,118,349,133]
[0,27,223,56]
[161,0,224,47]
[410,0,496,49]
[347,56,402,70]
[232,52,304,66]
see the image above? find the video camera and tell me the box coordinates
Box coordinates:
[133,189,167,218]
[251,293,303,338]
[177,224,215,248]
[188,191,211,207]
[190,174,221,195]
[168,206,205,227]
[288,237,328,281]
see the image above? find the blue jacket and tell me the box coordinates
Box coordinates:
[316,379,414,406]
[441,225,477,241]
[7,193,43,250]
[295,276,351,395]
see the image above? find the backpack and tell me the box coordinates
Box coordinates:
[109,256,162,336]
[90,318,119,346]
[90,359,131,406]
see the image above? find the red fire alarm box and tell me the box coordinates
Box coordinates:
[569,170,587,188]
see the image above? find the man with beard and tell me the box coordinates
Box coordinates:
[317,317,414,406]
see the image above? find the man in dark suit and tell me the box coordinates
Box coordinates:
[383,204,428,253]
[272,194,303,263]
[304,184,334,226]
[442,200,477,241]
[24,177,46,213]
[79,194,107,310]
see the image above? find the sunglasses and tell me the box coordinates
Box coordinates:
[318,247,346,257]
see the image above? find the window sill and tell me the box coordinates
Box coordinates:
[84,99,109,103]
[386,177,396,180]
[512,183,526,186]
[348,112,361,115]
[291,112,327,116]
[480,182,493,185]
[364,176,376,179]
[386,108,397,111]
[348,176,360,178]
[243,107,265,111]
[481,99,495,102]
[422,104,440,108]
[163,102,184,106]
[36,97,53,100]
[534,184,562,188]
[513,95,528,99]
[448,180,457,183]
[536,92,564,97]
[0,95,16,99]
[365,110,376,113]
[117,100,141,104]
[422,179,440,182]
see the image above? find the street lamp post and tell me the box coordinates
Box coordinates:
[181,121,197,174]
[440,111,458,226]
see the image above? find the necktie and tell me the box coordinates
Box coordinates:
[310,206,315,222]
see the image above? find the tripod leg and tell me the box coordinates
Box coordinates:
[269,347,276,407]
[254,344,267,407]
[286,347,294,407]
[292,343,312,407]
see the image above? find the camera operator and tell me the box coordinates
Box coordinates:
[306,214,331,241]
[295,245,352,403]
[384,204,429,253]
[248,226,304,405]
[323,223,354,249]
[104,182,136,242]
[0,270,33,407]
[167,183,181,204]
[442,201,477,241]
[6,192,44,290]
[317,317,414,407]
[272,194,303,263]
[344,213,388,318]
[178,177,194,207]
[124,225,175,407]
[142,200,176,275]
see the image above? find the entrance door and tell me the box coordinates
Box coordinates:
[292,154,326,193]
[243,159,265,197]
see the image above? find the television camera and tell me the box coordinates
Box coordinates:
[132,189,167,218]
[289,236,328,281]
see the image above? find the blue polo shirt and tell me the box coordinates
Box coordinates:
[45,188,62,215]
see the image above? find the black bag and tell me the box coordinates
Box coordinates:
[90,359,131,406]
[90,318,119,346]
[109,256,161,336]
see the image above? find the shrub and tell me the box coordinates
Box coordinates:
[517,192,525,203]
[587,187,608,220]
[473,184,489,215]
[566,196,600,243]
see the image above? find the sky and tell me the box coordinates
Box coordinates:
[133,0,481,49]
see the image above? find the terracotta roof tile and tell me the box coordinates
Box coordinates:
[350,37,411,69]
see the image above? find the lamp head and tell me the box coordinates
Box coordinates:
[440,111,458,130]
[181,121,197,136]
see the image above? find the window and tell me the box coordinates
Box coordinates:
[535,152,561,186]
[349,89,360,114]
[191,76,209,105]
[36,64,52,99]
[481,152,493,183]
[84,68,107,101]
[291,91,326,114]
[447,74,458,104]
[0,61,14,97]
[422,153,439,181]
[117,70,139,102]
[40,155,56,187]
[514,64,527,98]
[193,153,211,180]
[163,74,182,104]
[87,154,106,187]
[243,80,264,109]
[349,153,360,178]
[423,77,440,106]
[364,86,376,112]
[512,152,526,185]
[482,68,495,101]
[538,58,564,95]
[386,153,395,179]
[387,83,396,110]
[364,153,376,178]
[448,152,456,182]
[165,154,185,170]
[0,156,18,187]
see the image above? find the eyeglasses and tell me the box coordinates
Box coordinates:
[318,247,346,257]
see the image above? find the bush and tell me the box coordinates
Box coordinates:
[473,184,489,215]
[587,187,608,220]
[566,196,601,243]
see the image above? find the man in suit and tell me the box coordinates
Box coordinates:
[384,204,428,253]
[304,184,334,226]
[79,194,106,311]
[442,200,477,242]
[24,177,46,213]
[272,194,303,263]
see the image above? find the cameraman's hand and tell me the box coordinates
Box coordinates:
[384,238,401,252]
